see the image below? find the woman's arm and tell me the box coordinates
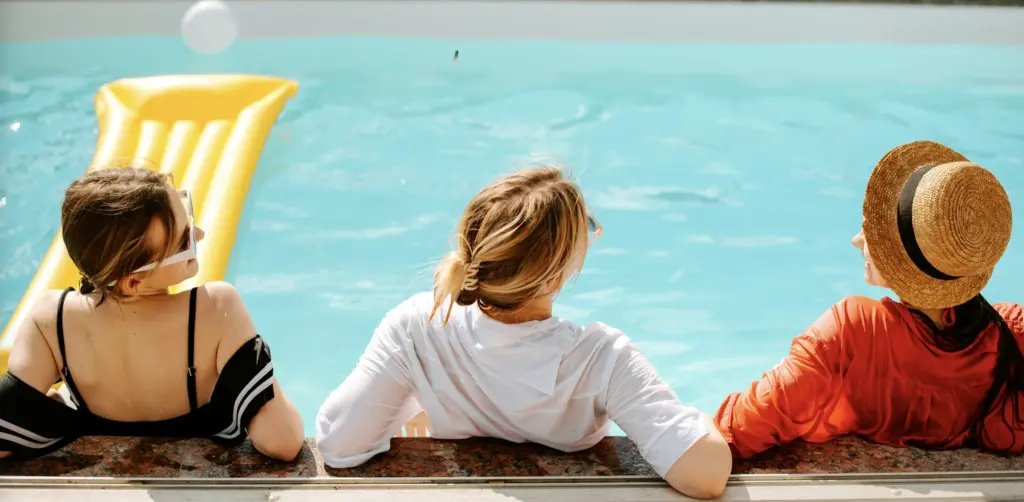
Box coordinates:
[5,293,61,392]
[605,336,732,499]
[315,315,419,468]
[1,291,65,459]
[208,282,304,461]
[714,301,849,459]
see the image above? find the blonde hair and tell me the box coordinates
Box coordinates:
[429,166,590,326]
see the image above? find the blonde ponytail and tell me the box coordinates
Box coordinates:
[429,252,481,326]
[427,165,591,327]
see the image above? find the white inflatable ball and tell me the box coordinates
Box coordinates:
[181,0,238,55]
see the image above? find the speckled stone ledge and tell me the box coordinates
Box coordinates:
[1,435,1022,479]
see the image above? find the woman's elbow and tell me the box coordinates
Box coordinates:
[674,475,729,500]
[665,432,733,499]
[314,413,350,465]
[253,430,305,462]
[678,483,728,501]
[315,414,394,468]
[249,407,306,461]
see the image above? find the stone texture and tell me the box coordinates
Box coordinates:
[2,435,1022,478]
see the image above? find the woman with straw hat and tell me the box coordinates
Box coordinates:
[715,140,1023,458]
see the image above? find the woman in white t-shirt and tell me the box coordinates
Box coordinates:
[315,166,732,498]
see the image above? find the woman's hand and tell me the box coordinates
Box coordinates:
[399,411,432,438]
[46,387,69,406]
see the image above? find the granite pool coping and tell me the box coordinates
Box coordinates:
[1,435,1022,479]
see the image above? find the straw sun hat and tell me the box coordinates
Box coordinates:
[863,141,1013,309]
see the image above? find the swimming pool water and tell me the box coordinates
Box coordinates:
[1,37,1022,437]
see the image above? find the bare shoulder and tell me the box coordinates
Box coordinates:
[5,289,71,389]
[197,281,247,315]
[194,281,258,371]
[26,289,75,345]
[28,289,66,326]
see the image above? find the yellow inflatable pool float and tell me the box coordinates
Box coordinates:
[0,74,299,375]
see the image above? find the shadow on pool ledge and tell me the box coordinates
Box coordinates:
[1,436,1022,478]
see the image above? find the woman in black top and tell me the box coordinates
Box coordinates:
[0,167,304,461]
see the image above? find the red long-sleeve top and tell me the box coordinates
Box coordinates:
[715,295,1024,458]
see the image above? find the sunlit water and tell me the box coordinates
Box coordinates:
[1,37,1022,436]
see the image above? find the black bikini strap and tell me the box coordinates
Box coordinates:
[187,287,198,411]
[56,288,74,373]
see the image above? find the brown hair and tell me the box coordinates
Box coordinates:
[60,167,179,301]
[911,295,1024,451]
[429,166,590,326]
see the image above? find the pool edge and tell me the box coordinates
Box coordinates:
[3,473,1024,502]
[2,1,1023,45]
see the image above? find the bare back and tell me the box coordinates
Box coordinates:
[37,283,245,421]
[1,280,304,461]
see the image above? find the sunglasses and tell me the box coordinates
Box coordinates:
[132,189,197,273]
[587,214,602,239]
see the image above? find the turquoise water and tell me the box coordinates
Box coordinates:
[1,38,1022,437]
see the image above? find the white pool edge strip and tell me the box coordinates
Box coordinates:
[2,470,1024,485]
[2,479,1024,502]
[1,0,1023,45]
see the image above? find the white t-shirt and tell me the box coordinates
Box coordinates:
[315,292,708,478]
